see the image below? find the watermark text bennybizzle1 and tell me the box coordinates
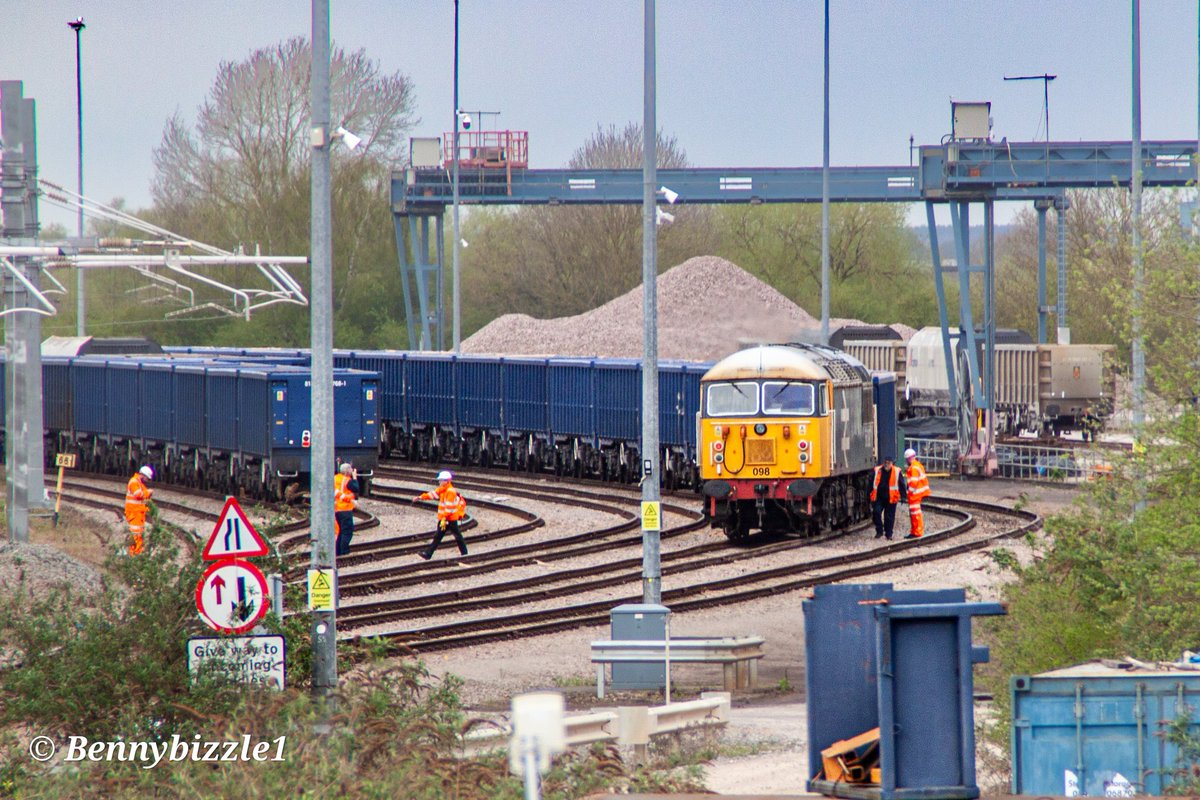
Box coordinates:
[28,734,285,768]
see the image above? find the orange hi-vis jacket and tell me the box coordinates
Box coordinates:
[871,465,901,504]
[906,459,931,502]
[418,482,467,522]
[334,473,357,512]
[124,474,152,532]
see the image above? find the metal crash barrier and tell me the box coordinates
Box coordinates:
[459,691,731,758]
[590,636,766,698]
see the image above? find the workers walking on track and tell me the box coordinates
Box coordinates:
[124,465,154,555]
[334,462,359,556]
[870,455,906,541]
[902,448,931,538]
[413,470,468,560]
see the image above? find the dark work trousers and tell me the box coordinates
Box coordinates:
[424,519,468,557]
[335,511,355,556]
[872,502,897,539]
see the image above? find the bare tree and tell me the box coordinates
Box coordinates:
[464,123,717,324]
[145,37,417,347]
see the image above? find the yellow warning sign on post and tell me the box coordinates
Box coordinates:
[641,501,661,531]
[307,569,336,611]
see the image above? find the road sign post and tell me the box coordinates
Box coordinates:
[52,453,76,527]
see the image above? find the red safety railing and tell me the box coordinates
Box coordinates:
[442,130,529,169]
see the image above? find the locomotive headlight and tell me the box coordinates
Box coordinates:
[799,452,810,463]
[714,441,724,452]
[798,440,809,451]
[753,423,767,435]
[715,452,724,463]
[782,425,791,439]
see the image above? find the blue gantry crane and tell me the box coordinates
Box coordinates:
[391,112,1198,473]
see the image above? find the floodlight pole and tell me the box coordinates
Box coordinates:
[452,0,461,352]
[1131,0,1145,438]
[640,0,661,605]
[819,0,830,346]
[68,17,86,335]
[309,0,338,699]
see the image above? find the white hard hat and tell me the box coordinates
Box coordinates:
[437,470,453,482]
[139,465,154,480]
[903,448,917,460]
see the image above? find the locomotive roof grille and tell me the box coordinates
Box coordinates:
[783,342,870,385]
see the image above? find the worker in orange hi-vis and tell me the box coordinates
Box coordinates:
[412,470,469,560]
[124,465,155,555]
[902,448,931,539]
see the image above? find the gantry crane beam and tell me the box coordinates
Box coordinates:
[393,137,1194,474]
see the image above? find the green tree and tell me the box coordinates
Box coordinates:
[461,123,719,332]
[995,188,1186,358]
[981,225,1200,754]
[713,202,938,325]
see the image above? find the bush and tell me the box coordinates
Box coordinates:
[0,508,712,798]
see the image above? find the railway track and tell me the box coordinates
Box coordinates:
[56,469,1039,660]
[331,469,1039,653]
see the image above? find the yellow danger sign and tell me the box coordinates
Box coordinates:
[641,501,661,532]
[307,569,336,611]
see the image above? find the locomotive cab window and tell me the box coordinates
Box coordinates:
[705,381,759,416]
[762,381,815,415]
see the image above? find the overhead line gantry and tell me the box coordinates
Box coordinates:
[392,134,1198,473]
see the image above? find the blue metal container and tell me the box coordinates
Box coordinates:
[456,355,503,431]
[236,369,270,457]
[1011,664,1200,796]
[139,361,176,444]
[405,353,455,427]
[334,370,381,460]
[42,357,73,433]
[106,360,141,438]
[501,357,549,437]
[548,358,595,440]
[336,350,405,428]
[593,359,641,441]
[174,364,208,447]
[205,367,241,451]
[804,583,1004,800]
[658,360,708,449]
[71,358,109,435]
[872,372,899,463]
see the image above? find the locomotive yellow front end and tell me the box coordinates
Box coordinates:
[699,343,875,540]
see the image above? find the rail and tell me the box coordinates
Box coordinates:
[591,636,765,698]
[459,691,730,758]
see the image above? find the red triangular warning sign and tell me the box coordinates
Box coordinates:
[202,497,269,560]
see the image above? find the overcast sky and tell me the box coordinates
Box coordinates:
[3,0,1199,233]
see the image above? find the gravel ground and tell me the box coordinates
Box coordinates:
[415,477,1080,796]
[15,475,1083,796]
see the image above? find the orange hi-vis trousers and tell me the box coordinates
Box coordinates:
[125,509,146,555]
[908,501,924,538]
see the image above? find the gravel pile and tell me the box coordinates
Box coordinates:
[0,541,104,599]
[462,256,820,362]
[464,256,919,361]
